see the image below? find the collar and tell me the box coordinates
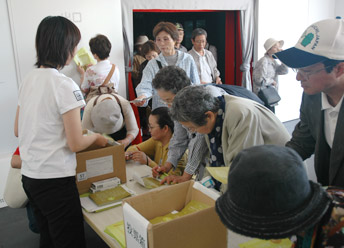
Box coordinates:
[97,59,110,65]
[158,50,181,63]
[193,47,205,57]
[321,92,344,112]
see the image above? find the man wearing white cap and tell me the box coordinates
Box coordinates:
[253,38,289,112]
[275,18,344,188]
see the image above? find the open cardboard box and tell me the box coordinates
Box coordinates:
[122,181,227,248]
[75,142,126,194]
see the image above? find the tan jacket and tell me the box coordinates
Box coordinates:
[204,95,290,191]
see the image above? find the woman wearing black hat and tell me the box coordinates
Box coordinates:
[215,145,344,247]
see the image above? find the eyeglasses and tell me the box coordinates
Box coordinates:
[162,99,174,105]
[194,40,206,44]
[293,65,332,80]
[182,125,199,133]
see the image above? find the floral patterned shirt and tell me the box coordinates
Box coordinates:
[252,54,288,94]
[81,59,120,92]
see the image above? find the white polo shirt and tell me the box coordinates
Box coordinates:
[322,92,344,148]
[18,68,85,179]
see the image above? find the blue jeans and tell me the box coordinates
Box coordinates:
[26,202,39,233]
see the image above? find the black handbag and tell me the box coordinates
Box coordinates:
[258,85,281,106]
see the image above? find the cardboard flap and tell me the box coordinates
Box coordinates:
[192,181,221,201]
[79,143,117,153]
[123,203,149,248]
[123,182,190,220]
[150,207,226,248]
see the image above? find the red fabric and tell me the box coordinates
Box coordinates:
[13,147,20,155]
[225,12,235,85]
[235,12,243,86]
[127,71,142,144]
[224,11,242,86]
[133,9,222,13]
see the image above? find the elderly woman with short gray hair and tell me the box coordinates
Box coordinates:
[170,85,290,191]
[188,28,221,84]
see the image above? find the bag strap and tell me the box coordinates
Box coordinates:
[93,94,103,106]
[100,64,116,87]
[111,93,124,117]
[156,60,163,70]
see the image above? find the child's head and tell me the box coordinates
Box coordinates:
[35,16,81,69]
[141,40,160,61]
[89,34,112,60]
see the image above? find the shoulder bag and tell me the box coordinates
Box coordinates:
[258,85,281,106]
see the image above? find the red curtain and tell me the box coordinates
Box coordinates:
[225,11,242,86]
[127,71,142,144]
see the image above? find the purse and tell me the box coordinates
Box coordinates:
[4,167,28,208]
[258,85,281,106]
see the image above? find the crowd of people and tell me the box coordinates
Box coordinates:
[8,15,344,248]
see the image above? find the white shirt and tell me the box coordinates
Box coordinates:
[322,92,344,148]
[193,48,212,83]
[18,68,85,179]
[81,59,120,92]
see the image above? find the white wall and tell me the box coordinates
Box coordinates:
[257,0,336,122]
[335,0,344,18]
[7,0,126,97]
[0,0,18,154]
[0,0,125,208]
[0,0,18,208]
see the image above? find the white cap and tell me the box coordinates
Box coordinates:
[135,35,149,46]
[276,18,344,68]
[91,99,123,134]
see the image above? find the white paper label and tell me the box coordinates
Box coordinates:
[85,155,114,178]
[123,203,149,248]
[77,172,88,182]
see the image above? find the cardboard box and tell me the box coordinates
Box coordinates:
[76,143,126,194]
[122,181,227,248]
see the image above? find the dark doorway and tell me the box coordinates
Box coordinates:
[133,10,241,84]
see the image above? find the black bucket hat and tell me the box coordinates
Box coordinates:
[215,145,331,240]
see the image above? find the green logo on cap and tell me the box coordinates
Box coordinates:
[301,33,314,47]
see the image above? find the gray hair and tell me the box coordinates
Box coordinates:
[191,28,208,40]
[170,85,220,126]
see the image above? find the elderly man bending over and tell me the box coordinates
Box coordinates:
[170,85,290,191]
